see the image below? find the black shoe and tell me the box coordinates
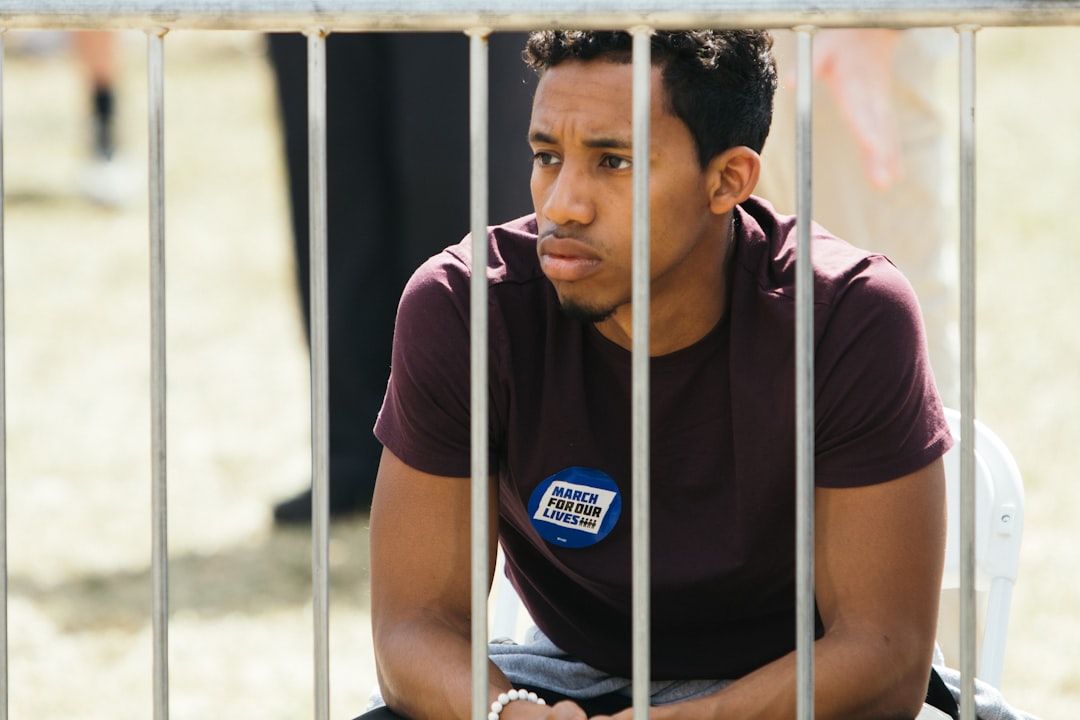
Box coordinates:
[272,486,370,525]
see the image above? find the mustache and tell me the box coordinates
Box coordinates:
[537,222,593,246]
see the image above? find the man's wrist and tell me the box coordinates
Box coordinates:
[489,688,547,720]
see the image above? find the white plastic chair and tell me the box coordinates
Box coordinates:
[489,407,1026,690]
[490,549,527,642]
[939,407,1025,688]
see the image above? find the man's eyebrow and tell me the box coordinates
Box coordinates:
[529,130,632,150]
[584,136,632,150]
[529,130,557,146]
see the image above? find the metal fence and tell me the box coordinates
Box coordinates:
[2,2,1077,720]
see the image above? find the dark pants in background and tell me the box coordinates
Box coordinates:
[267,32,535,515]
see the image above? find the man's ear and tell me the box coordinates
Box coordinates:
[705,146,761,215]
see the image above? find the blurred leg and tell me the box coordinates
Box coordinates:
[74,31,136,207]
[268,32,400,520]
[267,32,535,522]
[73,31,119,159]
[386,31,535,274]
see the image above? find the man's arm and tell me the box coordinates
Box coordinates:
[636,458,947,720]
[370,448,590,720]
[369,447,499,719]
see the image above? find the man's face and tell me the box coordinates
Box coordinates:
[528,59,720,324]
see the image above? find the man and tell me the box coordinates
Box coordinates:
[364,29,1027,720]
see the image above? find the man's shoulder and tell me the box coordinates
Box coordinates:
[735,196,911,308]
[398,213,547,327]
[428,213,543,288]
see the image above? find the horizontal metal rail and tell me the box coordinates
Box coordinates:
[3,0,1080,31]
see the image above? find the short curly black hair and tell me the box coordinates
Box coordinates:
[523,30,776,167]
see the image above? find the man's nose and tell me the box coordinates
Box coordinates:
[537,165,596,226]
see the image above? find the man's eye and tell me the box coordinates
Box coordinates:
[601,155,632,170]
[533,152,561,167]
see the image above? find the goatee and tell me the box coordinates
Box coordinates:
[559,299,615,324]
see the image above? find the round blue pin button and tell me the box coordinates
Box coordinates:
[527,466,622,548]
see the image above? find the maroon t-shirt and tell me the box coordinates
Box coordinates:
[375,197,952,680]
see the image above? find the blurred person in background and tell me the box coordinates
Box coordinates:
[756,28,959,409]
[74,30,135,207]
[266,32,536,524]
[5,30,134,206]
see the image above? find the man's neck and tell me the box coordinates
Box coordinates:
[595,213,737,356]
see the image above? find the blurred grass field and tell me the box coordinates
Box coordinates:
[1,24,1078,720]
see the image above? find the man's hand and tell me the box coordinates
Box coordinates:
[501,699,589,720]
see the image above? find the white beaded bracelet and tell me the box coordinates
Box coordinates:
[488,688,546,720]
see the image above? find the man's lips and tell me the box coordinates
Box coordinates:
[537,235,602,282]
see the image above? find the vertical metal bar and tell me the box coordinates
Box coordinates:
[305,26,331,720]
[629,26,652,720]
[146,26,170,720]
[793,25,816,720]
[0,27,7,720]
[466,27,491,720]
[956,23,979,720]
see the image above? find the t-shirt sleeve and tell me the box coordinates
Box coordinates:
[813,254,954,487]
[374,251,477,478]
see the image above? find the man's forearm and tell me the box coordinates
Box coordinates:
[376,618,510,720]
[647,630,931,720]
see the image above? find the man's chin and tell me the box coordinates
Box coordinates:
[559,299,615,324]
